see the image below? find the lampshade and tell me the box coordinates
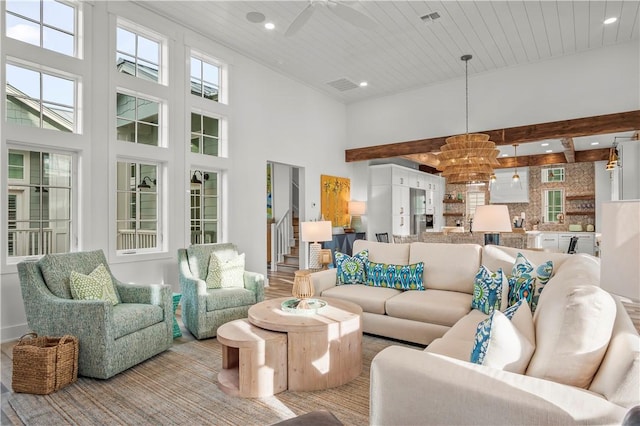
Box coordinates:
[300,221,333,243]
[600,200,640,301]
[472,205,513,233]
[348,201,366,216]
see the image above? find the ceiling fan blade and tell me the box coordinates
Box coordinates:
[329,1,376,30]
[285,3,316,37]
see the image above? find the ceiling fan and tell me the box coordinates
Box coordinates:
[285,0,376,37]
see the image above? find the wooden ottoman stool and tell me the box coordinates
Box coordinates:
[216,319,287,398]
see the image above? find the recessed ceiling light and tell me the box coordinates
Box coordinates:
[264,22,275,30]
[545,149,553,153]
[541,143,549,147]
[591,142,600,146]
[246,11,265,23]
[359,81,368,87]
[604,17,617,24]
[501,153,508,157]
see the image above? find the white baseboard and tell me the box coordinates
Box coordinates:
[1,323,29,343]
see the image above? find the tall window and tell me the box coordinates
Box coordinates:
[6,149,73,257]
[466,190,485,218]
[116,26,160,83]
[5,0,76,56]
[6,63,76,132]
[116,162,159,252]
[116,93,159,145]
[190,170,218,244]
[543,189,564,223]
[190,112,219,156]
[190,56,219,101]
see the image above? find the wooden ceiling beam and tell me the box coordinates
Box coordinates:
[345,110,640,162]
[561,137,575,163]
[494,148,610,169]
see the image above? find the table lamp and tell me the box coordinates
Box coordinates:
[301,220,332,270]
[600,200,640,302]
[472,204,512,246]
[348,201,366,232]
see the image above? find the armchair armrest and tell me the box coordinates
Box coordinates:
[370,346,627,425]
[243,271,265,302]
[115,279,171,306]
[310,268,337,295]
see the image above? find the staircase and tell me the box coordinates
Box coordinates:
[277,216,299,274]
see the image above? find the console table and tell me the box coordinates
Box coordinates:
[322,232,366,259]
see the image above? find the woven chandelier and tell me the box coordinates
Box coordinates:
[437,55,500,184]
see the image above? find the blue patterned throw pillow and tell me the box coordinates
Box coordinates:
[471,266,507,315]
[510,253,553,312]
[365,261,425,291]
[335,249,368,285]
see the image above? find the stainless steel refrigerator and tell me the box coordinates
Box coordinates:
[410,188,427,235]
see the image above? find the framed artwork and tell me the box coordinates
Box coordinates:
[321,174,350,227]
[266,163,273,220]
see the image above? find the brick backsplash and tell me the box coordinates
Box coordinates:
[444,163,596,232]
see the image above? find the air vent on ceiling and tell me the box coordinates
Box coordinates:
[421,12,441,23]
[326,78,359,92]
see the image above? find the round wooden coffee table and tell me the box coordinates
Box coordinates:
[248,297,363,392]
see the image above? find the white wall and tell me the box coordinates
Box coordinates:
[0,2,352,342]
[346,40,640,149]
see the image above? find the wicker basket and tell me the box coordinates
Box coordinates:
[12,333,79,395]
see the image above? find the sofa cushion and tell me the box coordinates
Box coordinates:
[112,303,164,339]
[70,263,119,305]
[443,308,489,340]
[206,287,256,311]
[509,253,554,312]
[425,337,474,361]
[206,252,245,289]
[365,261,424,290]
[321,284,400,315]
[471,266,508,315]
[409,243,481,294]
[470,309,535,374]
[353,240,409,265]
[481,245,569,281]
[526,281,616,389]
[335,249,368,285]
[385,289,472,327]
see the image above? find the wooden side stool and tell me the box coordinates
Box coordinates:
[216,319,287,398]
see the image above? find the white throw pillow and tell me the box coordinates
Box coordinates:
[526,282,616,388]
[206,252,245,289]
[470,308,535,374]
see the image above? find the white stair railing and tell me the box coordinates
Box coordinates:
[270,210,292,271]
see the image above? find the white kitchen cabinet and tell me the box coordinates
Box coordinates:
[368,164,444,238]
[539,233,559,251]
[558,233,595,255]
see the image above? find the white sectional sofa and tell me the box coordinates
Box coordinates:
[309,240,640,425]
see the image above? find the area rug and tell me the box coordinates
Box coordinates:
[9,335,414,425]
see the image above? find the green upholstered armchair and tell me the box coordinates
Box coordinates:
[17,250,173,379]
[178,243,265,340]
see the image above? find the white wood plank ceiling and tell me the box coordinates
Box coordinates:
[138,1,639,104]
[136,1,639,155]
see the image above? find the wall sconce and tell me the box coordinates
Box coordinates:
[191,170,209,184]
[137,176,156,189]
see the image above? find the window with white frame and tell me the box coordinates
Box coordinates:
[6,63,76,132]
[6,148,74,258]
[466,190,485,218]
[189,169,219,245]
[116,92,160,145]
[116,161,160,252]
[190,112,219,156]
[5,0,77,57]
[116,26,160,83]
[543,189,564,223]
[542,167,565,183]
[190,55,220,101]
